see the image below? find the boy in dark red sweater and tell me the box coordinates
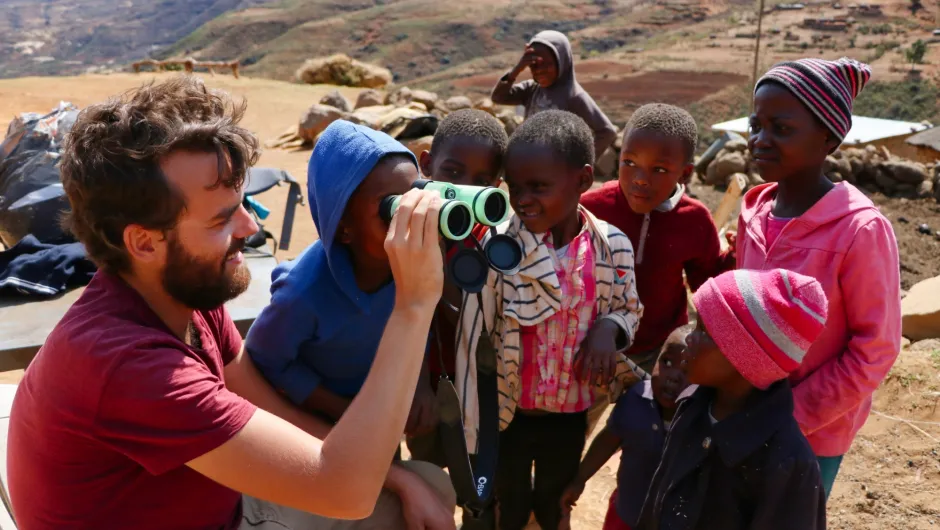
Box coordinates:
[581,103,725,376]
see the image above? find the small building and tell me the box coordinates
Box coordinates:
[904,127,940,163]
[712,115,930,160]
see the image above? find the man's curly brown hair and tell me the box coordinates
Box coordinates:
[60,75,261,273]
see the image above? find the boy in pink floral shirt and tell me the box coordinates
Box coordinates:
[456,110,644,530]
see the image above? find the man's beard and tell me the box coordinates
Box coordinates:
[162,234,251,311]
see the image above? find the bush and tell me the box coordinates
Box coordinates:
[853,79,940,122]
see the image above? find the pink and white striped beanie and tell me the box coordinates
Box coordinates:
[692,269,829,390]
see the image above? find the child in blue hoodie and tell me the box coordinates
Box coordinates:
[246,121,427,427]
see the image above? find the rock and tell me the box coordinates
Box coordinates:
[827,172,843,183]
[909,338,940,352]
[595,147,618,180]
[445,96,473,112]
[497,109,522,136]
[882,160,928,184]
[319,90,352,112]
[405,101,429,113]
[405,135,434,158]
[298,104,349,142]
[723,139,748,153]
[874,168,898,193]
[296,53,392,88]
[410,89,439,110]
[747,172,765,186]
[918,179,934,199]
[899,216,910,224]
[474,97,496,115]
[705,151,747,186]
[901,336,911,350]
[354,89,384,110]
[902,275,940,341]
[918,223,932,235]
[386,86,413,106]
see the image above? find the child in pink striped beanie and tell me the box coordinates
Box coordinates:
[637,269,828,530]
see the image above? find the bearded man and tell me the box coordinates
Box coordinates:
[7,76,456,530]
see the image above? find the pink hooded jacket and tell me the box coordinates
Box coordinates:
[736,182,901,456]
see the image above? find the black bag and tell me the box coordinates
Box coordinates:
[0,102,79,248]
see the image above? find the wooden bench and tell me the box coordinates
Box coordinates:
[0,248,277,372]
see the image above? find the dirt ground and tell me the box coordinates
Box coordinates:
[2,72,939,528]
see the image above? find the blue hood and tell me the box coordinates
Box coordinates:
[307,120,417,294]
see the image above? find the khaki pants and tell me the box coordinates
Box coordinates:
[239,461,457,529]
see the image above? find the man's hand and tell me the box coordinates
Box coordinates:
[386,190,444,312]
[406,380,439,437]
[392,468,456,530]
[577,319,621,383]
[560,478,585,516]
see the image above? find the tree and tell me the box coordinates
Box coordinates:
[905,40,928,72]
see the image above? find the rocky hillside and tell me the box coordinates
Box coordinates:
[0,0,276,78]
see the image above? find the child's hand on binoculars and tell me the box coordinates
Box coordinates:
[385,189,445,311]
[577,319,621,383]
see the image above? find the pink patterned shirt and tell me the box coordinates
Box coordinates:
[519,226,598,413]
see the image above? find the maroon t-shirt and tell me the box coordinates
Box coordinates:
[9,272,257,530]
[581,181,727,356]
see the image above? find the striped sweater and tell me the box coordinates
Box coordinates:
[455,206,646,451]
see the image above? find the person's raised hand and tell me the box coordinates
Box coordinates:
[386,189,444,311]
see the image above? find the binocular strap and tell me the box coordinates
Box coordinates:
[436,294,499,524]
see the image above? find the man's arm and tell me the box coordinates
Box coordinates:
[187,190,445,520]
[224,347,435,498]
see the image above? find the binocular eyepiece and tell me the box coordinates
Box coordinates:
[379,179,510,240]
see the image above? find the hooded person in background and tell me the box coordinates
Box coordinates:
[491,30,618,159]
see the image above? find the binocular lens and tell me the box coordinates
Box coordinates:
[482,193,507,226]
[441,200,473,241]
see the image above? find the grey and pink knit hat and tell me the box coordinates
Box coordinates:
[756,57,872,142]
[692,269,829,390]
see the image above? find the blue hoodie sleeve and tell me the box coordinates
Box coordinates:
[245,257,323,405]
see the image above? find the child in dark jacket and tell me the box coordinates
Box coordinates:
[560,325,694,530]
[638,268,828,530]
[491,30,617,159]
[405,109,509,466]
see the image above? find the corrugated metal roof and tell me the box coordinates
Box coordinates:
[712,116,929,145]
[905,126,940,150]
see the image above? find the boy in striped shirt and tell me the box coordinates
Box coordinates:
[454,110,645,530]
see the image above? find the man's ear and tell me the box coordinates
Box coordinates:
[578,164,595,194]
[418,151,433,178]
[680,163,694,185]
[123,224,161,265]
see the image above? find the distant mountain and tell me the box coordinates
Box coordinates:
[0,0,277,78]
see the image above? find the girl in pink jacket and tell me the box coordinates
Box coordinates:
[735,57,902,497]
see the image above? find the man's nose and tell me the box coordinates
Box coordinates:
[233,205,259,239]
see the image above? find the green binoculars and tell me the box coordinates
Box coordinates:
[379,179,510,240]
